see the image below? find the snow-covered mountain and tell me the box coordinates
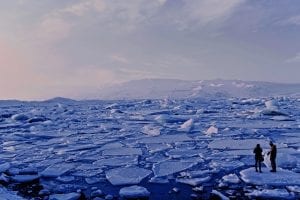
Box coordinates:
[97,79,300,100]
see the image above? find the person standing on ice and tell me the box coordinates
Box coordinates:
[267,141,277,172]
[253,144,263,173]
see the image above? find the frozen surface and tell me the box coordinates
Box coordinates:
[0,187,24,200]
[11,175,40,183]
[41,164,75,178]
[105,167,152,186]
[93,156,138,167]
[246,189,294,199]
[153,160,197,177]
[0,96,300,199]
[178,119,194,132]
[205,126,218,136]
[176,176,211,186]
[209,139,275,150]
[222,173,240,184]
[119,185,150,198]
[0,163,10,173]
[49,193,80,200]
[211,190,229,200]
[102,147,142,156]
[240,168,300,186]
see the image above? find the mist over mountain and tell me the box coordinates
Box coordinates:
[96,79,300,100]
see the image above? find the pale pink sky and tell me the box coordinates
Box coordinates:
[0,0,300,100]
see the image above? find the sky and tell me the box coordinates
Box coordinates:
[0,0,300,100]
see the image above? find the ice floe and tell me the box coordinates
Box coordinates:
[11,175,40,183]
[119,185,150,199]
[102,147,142,156]
[208,139,285,150]
[0,187,24,200]
[49,192,81,200]
[41,163,75,178]
[176,176,211,186]
[105,167,152,186]
[0,96,300,199]
[93,156,138,167]
[139,134,192,144]
[153,160,197,177]
[142,125,161,136]
[246,189,294,199]
[0,163,10,173]
[240,168,300,186]
[222,173,240,184]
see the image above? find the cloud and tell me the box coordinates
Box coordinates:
[285,52,300,63]
[175,0,245,29]
[33,0,105,44]
[62,0,106,16]
[36,17,72,43]
[279,15,300,26]
[110,54,130,64]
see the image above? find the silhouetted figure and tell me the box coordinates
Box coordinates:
[253,144,263,173]
[267,141,277,172]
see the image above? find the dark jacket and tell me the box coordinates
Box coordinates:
[270,145,277,160]
[253,146,263,161]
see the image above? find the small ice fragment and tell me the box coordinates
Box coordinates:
[11,175,39,183]
[85,177,103,184]
[176,176,211,186]
[0,187,25,200]
[0,163,10,173]
[11,113,29,121]
[142,125,161,136]
[49,193,80,200]
[222,173,240,184]
[211,190,229,200]
[179,119,194,132]
[205,126,218,136]
[119,185,150,199]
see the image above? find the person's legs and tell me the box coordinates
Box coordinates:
[270,158,276,172]
[258,161,262,172]
[255,160,258,172]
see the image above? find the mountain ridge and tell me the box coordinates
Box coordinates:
[96,79,300,100]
